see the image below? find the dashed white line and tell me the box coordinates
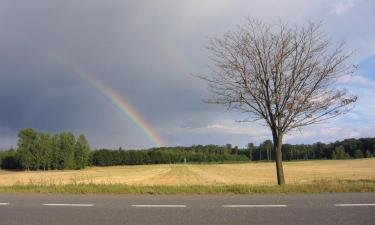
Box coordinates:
[334,204,375,207]
[131,205,187,208]
[43,203,94,207]
[0,203,9,205]
[223,204,287,208]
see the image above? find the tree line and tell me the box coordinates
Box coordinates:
[249,138,375,161]
[91,145,249,166]
[0,128,90,170]
[0,128,374,170]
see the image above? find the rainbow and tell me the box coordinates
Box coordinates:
[86,76,165,147]
[50,54,165,147]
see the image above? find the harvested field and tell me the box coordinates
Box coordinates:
[0,158,374,186]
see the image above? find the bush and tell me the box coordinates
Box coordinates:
[354,150,364,159]
[0,149,21,170]
[1,155,21,170]
[331,151,336,159]
[334,146,350,159]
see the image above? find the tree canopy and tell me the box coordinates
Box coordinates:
[201,19,357,184]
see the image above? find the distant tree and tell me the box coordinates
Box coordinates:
[60,132,76,169]
[52,132,76,169]
[260,140,273,161]
[247,143,256,160]
[353,149,364,159]
[51,134,63,169]
[17,128,38,170]
[331,151,337,159]
[74,134,91,169]
[334,145,350,159]
[231,146,239,155]
[365,150,373,158]
[340,138,356,157]
[226,144,232,155]
[38,132,52,170]
[201,19,357,184]
[0,149,21,170]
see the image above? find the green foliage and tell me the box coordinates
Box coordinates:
[1,129,92,171]
[331,151,337,159]
[258,140,273,161]
[57,132,76,169]
[353,149,364,159]
[2,128,375,169]
[17,128,39,170]
[0,149,21,170]
[74,134,91,169]
[90,146,250,166]
[334,146,350,159]
[246,143,256,160]
[279,138,375,161]
[39,133,52,170]
[51,134,63,169]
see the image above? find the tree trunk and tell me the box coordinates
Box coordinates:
[273,131,285,185]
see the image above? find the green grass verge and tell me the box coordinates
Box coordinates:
[0,180,374,194]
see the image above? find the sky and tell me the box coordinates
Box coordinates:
[0,0,374,149]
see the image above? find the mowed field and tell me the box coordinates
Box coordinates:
[0,158,374,186]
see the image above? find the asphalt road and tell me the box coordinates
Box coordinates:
[0,193,374,225]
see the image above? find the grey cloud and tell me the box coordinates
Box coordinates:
[0,0,374,148]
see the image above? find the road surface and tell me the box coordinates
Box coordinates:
[0,193,374,225]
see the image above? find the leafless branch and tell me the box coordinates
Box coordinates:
[201,19,357,137]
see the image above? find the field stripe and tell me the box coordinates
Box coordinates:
[223,204,287,208]
[43,203,94,207]
[334,204,375,207]
[131,205,186,208]
[0,203,10,205]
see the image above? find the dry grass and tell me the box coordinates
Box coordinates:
[0,158,374,186]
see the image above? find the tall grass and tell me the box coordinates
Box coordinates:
[0,179,374,194]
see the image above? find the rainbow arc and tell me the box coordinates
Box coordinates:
[51,55,165,147]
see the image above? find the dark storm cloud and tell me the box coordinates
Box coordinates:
[0,0,374,148]
[0,0,222,148]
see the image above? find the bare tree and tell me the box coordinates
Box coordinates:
[201,19,357,185]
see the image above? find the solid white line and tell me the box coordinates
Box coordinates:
[0,203,9,205]
[223,204,287,208]
[131,205,186,208]
[334,204,375,207]
[43,203,94,207]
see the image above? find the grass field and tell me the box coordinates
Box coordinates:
[1,158,374,186]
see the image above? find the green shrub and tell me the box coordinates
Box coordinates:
[353,150,364,159]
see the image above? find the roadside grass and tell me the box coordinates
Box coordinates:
[0,179,374,194]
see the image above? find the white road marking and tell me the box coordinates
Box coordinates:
[43,203,94,207]
[334,204,375,207]
[0,203,9,205]
[223,204,287,208]
[131,205,187,208]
